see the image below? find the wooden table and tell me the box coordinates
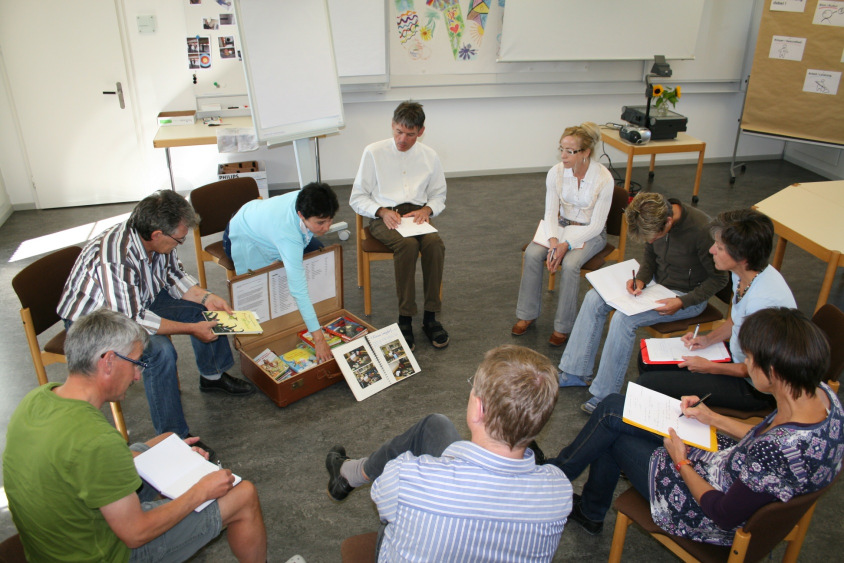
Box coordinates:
[754,181,844,312]
[153,116,254,190]
[600,128,707,203]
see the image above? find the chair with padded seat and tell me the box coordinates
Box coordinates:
[0,533,26,563]
[811,303,844,394]
[340,531,378,563]
[608,481,835,563]
[12,246,129,441]
[189,176,260,289]
[354,214,442,316]
[645,279,733,339]
[523,185,629,291]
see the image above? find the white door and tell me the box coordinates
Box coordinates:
[0,0,148,208]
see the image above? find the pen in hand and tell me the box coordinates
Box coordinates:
[686,324,700,349]
[679,393,711,418]
[631,269,638,296]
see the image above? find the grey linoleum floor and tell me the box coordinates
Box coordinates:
[0,158,841,562]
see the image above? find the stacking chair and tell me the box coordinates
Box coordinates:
[645,279,733,339]
[812,303,844,393]
[523,185,629,291]
[354,214,443,316]
[190,177,260,289]
[12,246,129,441]
[0,533,25,563]
[608,482,834,563]
[340,532,378,563]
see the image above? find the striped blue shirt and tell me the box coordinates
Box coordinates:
[371,441,572,562]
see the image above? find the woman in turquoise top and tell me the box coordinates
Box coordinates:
[224,182,339,361]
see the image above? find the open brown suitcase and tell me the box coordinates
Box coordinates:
[227,244,374,406]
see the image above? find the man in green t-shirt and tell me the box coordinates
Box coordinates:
[3,309,267,562]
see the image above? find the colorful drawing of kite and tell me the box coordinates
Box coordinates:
[424,0,465,59]
[395,1,420,44]
[465,0,490,45]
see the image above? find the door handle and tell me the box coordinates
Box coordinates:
[102,82,125,109]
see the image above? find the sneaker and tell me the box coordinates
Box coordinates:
[325,445,355,502]
[398,322,415,352]
[569,494,604,535]
[422,320,449,349]
[558,370,588,388]
[580,397,600,414]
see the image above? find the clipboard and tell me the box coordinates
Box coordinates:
[640,338,732,365]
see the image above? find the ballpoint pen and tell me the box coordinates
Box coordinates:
[679,393,711,418]
[688,324,700,349]
[631,269,638,296]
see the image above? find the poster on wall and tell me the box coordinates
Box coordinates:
[185,0,243,95]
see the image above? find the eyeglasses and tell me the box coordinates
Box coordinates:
[559,146,585,155]
[165,232,187,245]
[106,351,149,371]
[467,375,475,388]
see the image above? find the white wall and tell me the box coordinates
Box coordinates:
[0,0,836,213]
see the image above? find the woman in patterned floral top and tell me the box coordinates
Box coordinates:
[544,307,844,543]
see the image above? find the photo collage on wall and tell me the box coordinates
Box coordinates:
[186,0,238,70]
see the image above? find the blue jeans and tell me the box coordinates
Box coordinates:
[547,394,662,522]
[516,231,607,334]
[143,290,235,437]
[363,413,461,482]
[559,288,707,401]
[222,222,324,262]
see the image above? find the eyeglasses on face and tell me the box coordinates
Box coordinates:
[165,232,187,245]
[105,350,149,371]
[558,146,585,155]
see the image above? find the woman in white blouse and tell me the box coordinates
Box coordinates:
[512,122,614,347]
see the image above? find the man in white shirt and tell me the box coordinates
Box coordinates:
[350,101,448,350]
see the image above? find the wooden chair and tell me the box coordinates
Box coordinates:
[526,185,629,291]
[812,303,844,394]
[354,214,442,316]
[645,280,733,339]
[189,177,260,289]
[11,246,129,441]
[608,483,833,563]
[0,533,26,563]
[340,531,378,563]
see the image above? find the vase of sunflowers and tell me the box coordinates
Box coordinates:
[652,84,681,116]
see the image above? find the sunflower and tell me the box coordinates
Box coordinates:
[675,86,682,99]
[652,84,664,97]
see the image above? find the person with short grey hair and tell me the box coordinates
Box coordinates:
[4,309,269,563]
[58,189,254,444]
[557,191,727,414]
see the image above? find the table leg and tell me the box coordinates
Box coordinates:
[772,237,787,270]
[692,145,705,204]
[815,251,840,313]
[648,154,656,179]
[165,147,176,191]
[624,152,634,191]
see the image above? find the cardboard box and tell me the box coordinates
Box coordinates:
[157,110,196,126]
[218,160,268,199]
[229,245,374,407]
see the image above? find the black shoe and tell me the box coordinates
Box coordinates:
[200,373,255,396]
[569,494,604,535]
[422,320,449,349]
[528,440,546,465]
[187,435,216,463]
[326,445,355,502]
[399,322,415,352]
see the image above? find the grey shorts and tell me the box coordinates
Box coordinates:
[128,443,223,563]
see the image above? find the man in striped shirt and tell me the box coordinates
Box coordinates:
[58,190,254,441]
[325,345,572,562]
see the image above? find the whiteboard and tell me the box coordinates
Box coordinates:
[328,0,388,86]
[499,0,706,62]
[236,0,345,145]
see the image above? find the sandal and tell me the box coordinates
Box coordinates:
[422,320,450,349]
[399,322,415,352]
